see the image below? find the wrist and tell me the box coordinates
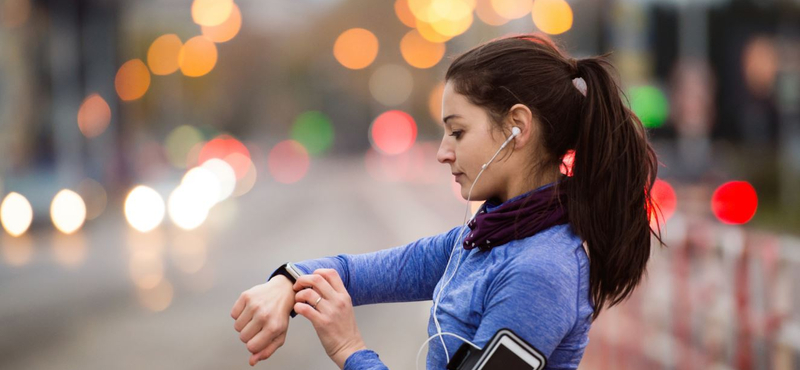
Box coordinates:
[268,275,297,314]
[331,340,367,369]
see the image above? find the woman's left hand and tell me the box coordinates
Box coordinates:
[293,269,367,369]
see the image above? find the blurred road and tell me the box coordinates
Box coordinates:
[0,156,468,370]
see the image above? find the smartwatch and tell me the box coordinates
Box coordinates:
[269,262,303,317]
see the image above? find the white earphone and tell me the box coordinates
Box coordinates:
[419,126,521,369]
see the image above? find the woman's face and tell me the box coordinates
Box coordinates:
[437,81,513,201]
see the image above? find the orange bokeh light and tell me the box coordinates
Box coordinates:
[415,19,453,43]
[147,34,182,75]
[77,94,111,138]
[115,59,151,101]
[179,36,218,77]
[333,28,379,70]
[400,29,446,69]
[395,0,417,28]
[370,110,418,155]
[191,0,233,27]
[201,3,242,43]
[491,0,531,20]
[532,0,573,35]
[267,140,310,184]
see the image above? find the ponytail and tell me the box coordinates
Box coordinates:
[568,56,663,319]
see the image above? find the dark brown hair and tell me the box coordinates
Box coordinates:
[445,34,665,320]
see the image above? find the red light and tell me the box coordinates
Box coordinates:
[267,140,310,184]
[370,110,417,155]
[712,181,758,225]
[648,178,677,228]
[560,150,574,177]
[198,135,251,177]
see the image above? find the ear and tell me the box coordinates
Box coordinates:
[506,103,537,150]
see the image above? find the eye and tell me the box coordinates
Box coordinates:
[449,130,463,139]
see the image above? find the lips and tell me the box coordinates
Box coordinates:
[452,172,464,180]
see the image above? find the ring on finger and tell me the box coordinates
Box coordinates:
[312,296,322,309]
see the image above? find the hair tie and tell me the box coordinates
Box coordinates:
[572,77,587,97]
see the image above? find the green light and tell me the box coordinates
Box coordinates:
[628,86,669,129]
[291,111,334,156]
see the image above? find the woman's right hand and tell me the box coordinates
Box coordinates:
[231,275,296,366]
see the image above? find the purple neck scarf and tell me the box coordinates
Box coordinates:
[463,182,569,251]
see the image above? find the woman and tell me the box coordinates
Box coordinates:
[230,34,664,369]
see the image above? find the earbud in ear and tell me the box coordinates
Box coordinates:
[511,126,521,137]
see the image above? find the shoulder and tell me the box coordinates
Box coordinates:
[505,224,585,279]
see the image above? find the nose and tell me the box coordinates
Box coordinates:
[437,136,455,164]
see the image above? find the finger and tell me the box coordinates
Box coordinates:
[314,268,346,293]
[234,304,255,332]
[250,333,286,365]
[294,274,336,299]
[294,288,321,306]
[231,294,247,319]
[246,326,278,355]
[294,301,324,325]
[238,316,264,343]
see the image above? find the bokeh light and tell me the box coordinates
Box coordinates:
[400,30,446,69]
[1,192,33,237]
[268,140,310,184]
[124,186,166,233]
[77,94,111,138]
[181,166,222,209]
[198,135,251,178]
[201,158,237,202]
[191,0,233,27]
[415,19,453,43]
[629,85,669,129]
[532,0,573,35]
[291,111,335,156]
[50,189,87,234]
[115,59,151,101]
[370,110,418,155]
[395,0,417,28]
[560,149,574,177]
[77,178,107,220]
[648,179,677,228]
[712,181,758,225]
[201,2,242,43]
[137,279,174,312]
[147,34,183,75]
[165,125,205,169]
[333,28,379,70]
[1,0,31,29]
[430,9,473,38]
[179,36,218,77]
[369,64,414,106]
[428,82,445,123]
[475,0,509,26]
[490,0,531,20]
[167,185,210,230]
[225,152,255,182]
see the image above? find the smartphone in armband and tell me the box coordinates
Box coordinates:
[446,328,546,370]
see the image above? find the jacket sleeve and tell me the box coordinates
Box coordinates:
[469,259,579,367]
[343,350,389,370]
[288,225,466,306]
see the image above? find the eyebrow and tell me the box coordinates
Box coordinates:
[442,114,461,125]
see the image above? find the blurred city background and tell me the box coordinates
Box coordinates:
[0,0,799,369]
